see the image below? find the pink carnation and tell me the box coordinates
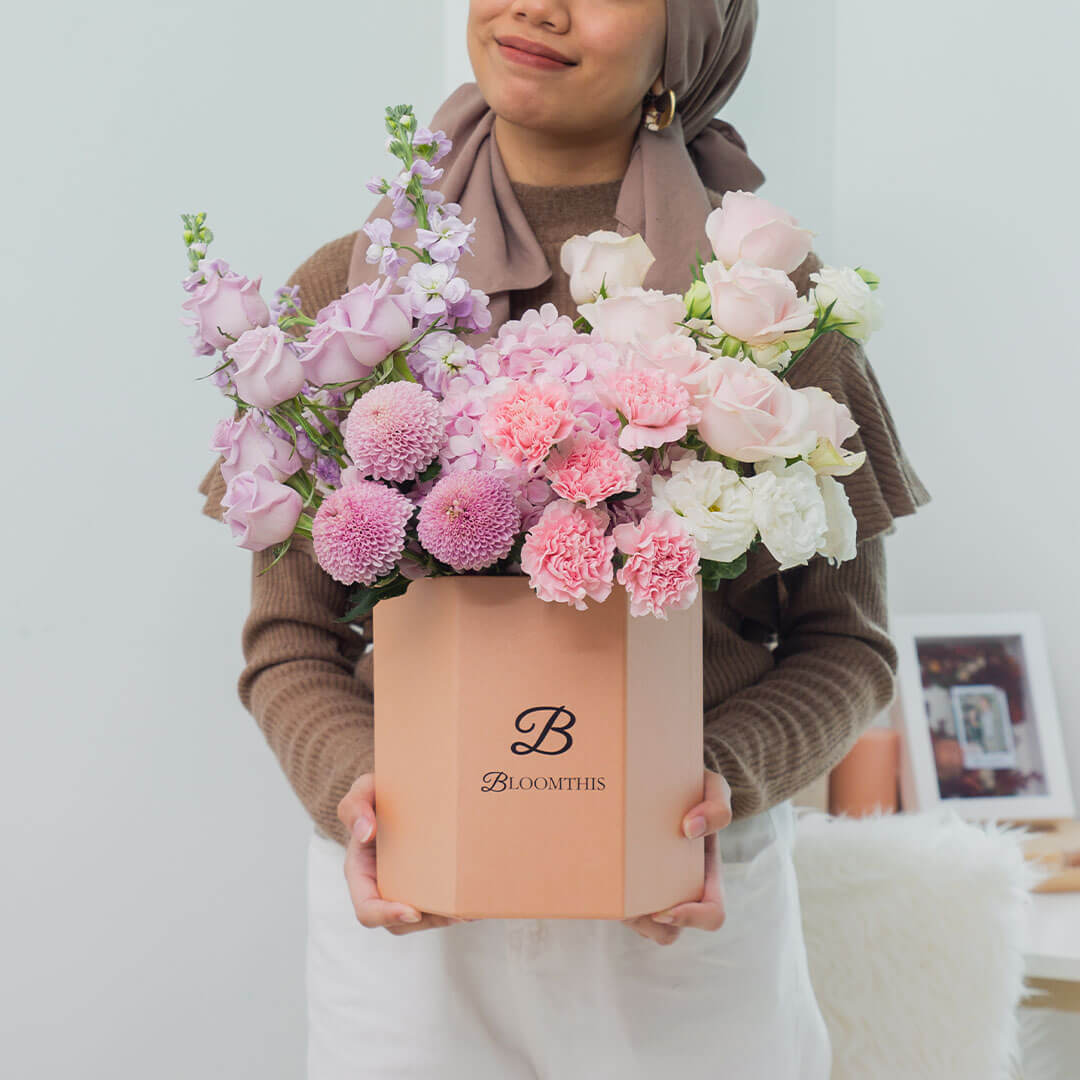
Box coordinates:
[543,434,640,508]
[343,381,444,483]
[520,500,615,610]
[311,480,414,586]
[603,367,702,452]
[613,510,701,619]
[480,379,577,472]
[416,471,520,571]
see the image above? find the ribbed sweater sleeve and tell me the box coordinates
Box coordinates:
[702,532,896,820]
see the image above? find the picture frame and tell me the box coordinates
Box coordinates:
[890,612,1074,823]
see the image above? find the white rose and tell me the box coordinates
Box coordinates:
[809,266,884,344]
[560,230,656,305]
[744,458,829,570]
[817,474,858,564]
[578,287,687,346]
[650,457,757,564]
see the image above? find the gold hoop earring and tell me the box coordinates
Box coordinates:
[643,87,676,132]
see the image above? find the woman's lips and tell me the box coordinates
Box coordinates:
[496,41,575,71]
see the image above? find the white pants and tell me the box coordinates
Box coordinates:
[306,798,831,1079]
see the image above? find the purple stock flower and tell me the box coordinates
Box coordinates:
[411,330,477,394]
[362,218,405,278]
[314,454,342,487]
[416,211,476,264]
[366,175,387,195]
[400,262,470,320]
[413,126,452,163]
[270,283,302,321]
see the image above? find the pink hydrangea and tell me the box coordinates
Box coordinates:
[480,378,577,472]
[543,433,640,508]
[343,381,444,482]
[602,366,702,452]
[520,500,615,610]
[311,480,414,586]
[613,510,701,619]
[416,471,520,571]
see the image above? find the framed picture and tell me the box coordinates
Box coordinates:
[890,612,1074,822]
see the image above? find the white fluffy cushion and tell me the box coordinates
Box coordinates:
[792,807,1041,1080]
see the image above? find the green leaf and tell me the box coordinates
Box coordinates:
[700,553,749,589]
[417,459,442,484]
[336,571,412,623]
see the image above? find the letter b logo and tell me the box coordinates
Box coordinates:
[511,706,575,756]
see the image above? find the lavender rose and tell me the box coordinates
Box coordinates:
[211,412,303,485]
[227,324,307,409]
[220,463,303,551]
[299,279,413,386]
[180,263,270,352]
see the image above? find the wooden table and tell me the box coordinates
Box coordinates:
[1022,891,1080,1012]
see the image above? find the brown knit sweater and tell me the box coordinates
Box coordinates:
[196,178,931,848]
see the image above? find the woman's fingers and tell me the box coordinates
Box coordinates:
[337,773,376,839]
[680,768,732,839]
[650,830,726,930]
[339,775,471,933]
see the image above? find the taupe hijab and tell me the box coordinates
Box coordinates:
[347,0,766,339]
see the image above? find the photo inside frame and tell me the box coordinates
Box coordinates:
[914,634,1048,800]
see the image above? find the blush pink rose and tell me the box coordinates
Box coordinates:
[520,500,615,610]
[613,510,700,619]
[577,287,686,346]
[181,263,271,352]
[543,433,640,508]
[211,412,303,484]
[627,331,713,389]
[703,259,815,347]
[221,463,303,551]
[227,325,307,409]
[480,379,577,472]
[299,278,413,386]
[705,190,815,274]
[601,367,702,452]
[696,354,818,463]
[796,385,859,451]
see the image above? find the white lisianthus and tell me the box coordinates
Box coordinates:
[559,230,656,305]
[650,457,757,563]
[744,458,829,570]
[808,266,884,344]
[817,474,858,565]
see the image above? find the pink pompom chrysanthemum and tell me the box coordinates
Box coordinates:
[416,471,520,571]
[343,381,444,483]
[613,510,700,619]
[311,479,414,585]
[543,433,640,508]
[520,500,615,610]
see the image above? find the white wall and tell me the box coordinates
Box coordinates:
[2,3,445,1077]
[831,0,1080,790]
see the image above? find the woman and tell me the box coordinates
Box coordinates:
[198,1,931,1075]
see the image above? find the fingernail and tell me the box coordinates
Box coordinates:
[684,815,707,840]
[353,815,374,843]
[399,909,422,923]
[652,912,675,924]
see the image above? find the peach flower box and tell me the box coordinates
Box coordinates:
[372,574,706,919]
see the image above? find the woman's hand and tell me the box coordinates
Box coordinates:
[622,768,733,945]
[336,773,473,934]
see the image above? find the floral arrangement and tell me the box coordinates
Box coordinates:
[182,104,885,621]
